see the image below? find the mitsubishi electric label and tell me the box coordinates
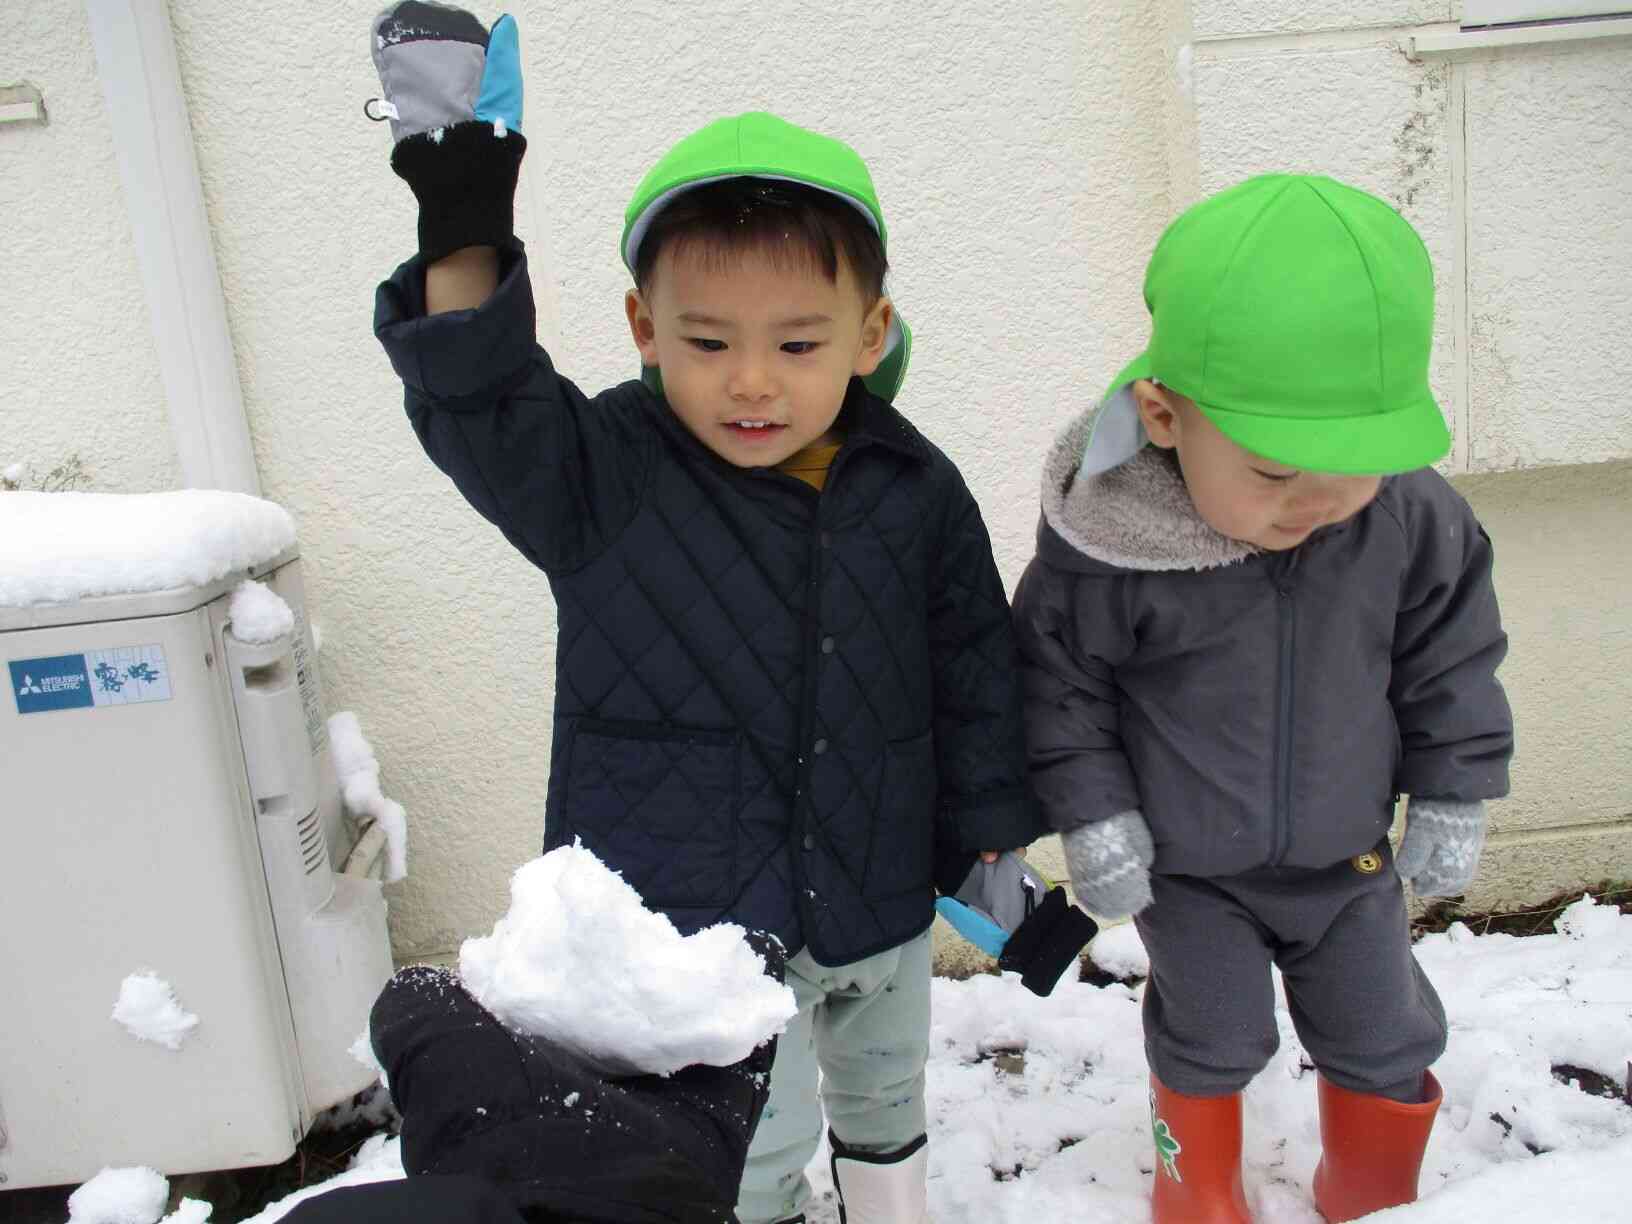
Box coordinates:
[10,645,172,715]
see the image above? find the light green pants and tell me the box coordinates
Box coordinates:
[734,930,932,1224]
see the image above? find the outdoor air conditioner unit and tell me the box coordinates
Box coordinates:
[0,496,394,1191]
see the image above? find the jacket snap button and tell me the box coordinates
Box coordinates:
[813,738,828,755]
[821,636,835,654]
[802,833,816,851]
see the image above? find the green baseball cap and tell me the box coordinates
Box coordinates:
[622,111,911,403]
[1081,174,1449,477]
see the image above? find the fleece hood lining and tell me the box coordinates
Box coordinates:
[1039,400,1257,573]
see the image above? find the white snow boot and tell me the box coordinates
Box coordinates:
[830,1132,930,1224]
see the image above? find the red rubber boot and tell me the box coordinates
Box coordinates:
[1149,1077,1252,1223]
[1312,1071,1442,1222]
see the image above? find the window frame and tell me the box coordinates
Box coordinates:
[1462,1,1631,26]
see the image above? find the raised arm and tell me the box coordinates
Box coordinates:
[369,6,650,573]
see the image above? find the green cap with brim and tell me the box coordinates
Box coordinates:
[621,111,911,403]
[1081,175,1450,478]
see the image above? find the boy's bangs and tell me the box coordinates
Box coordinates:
[660,225,845,291]
[633,179,886,300]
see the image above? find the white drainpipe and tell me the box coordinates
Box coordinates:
[84,0,261,496]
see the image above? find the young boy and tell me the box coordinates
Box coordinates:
[1013,175,1513,1222]
[367,7,1041,1222]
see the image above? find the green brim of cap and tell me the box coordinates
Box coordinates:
[1084,353,1450,477]
[1200,389,1450,475]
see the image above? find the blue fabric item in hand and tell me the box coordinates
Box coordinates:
[474,14,523,134]
[935,895,1010,957]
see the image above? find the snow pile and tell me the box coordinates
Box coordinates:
[328,711,408,882]
[67,1167,168,1224]
[111,972,199,1052]
[227,579,295,644]
[66,1165,218,1224]
[459,843,797,1077]
[0,490,296,607]
[65,1166,213,1224]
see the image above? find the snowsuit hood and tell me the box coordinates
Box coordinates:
[1037,398,1255,575]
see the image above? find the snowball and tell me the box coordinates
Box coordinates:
[459,843,796,1077]
[228,579,295,644]
[1,461,23,484]
[67,1166,169,1224]
[0,490,295,607]
[112,972,199,1051]
[1088,921,1149,980]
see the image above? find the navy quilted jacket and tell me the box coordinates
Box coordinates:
[376,243,1042,964]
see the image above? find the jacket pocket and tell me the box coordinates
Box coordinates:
[563,718,739,910]
[864,730,937,898]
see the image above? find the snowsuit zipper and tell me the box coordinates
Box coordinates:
[1271,547,1304,865]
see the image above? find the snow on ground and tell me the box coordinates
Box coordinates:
[459,843,797,1077]
[0,491,295,607]
[240,1136,405,1224]
[63,896,1632,1223]
[327,711,408,882]
[226,579,295,644]
[110,972,199,1052]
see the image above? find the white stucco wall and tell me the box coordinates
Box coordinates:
[0,2,178,493]
[1453,461,1632,907]
[2,2,1626,961]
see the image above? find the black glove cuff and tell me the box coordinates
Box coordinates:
[998,888,1099,997]
[390,120,527,263]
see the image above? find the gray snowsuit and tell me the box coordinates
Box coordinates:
[1013,407,1514,1097]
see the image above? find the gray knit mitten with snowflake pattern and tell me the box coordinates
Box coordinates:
[1061,810,1155,919]
[1396,798,1487,896]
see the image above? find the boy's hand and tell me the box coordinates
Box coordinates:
[369,2,526,262]
[1061,810,1155,919]
[979,848,1027,864]
[1396,798,1487,896]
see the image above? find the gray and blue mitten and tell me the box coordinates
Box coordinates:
[1061,809,1155,920]
[369,2,525,261]
[1396,798,1487,896]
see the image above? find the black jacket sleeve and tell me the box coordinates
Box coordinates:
[1387,471,1514,801]
[374,240,654,574]
[1011,552,1142,833]
[927,470,1045,858]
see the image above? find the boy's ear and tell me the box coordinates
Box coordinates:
[626,289,659,366]
[1132,379,1181,449]
[850,297,894,378]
